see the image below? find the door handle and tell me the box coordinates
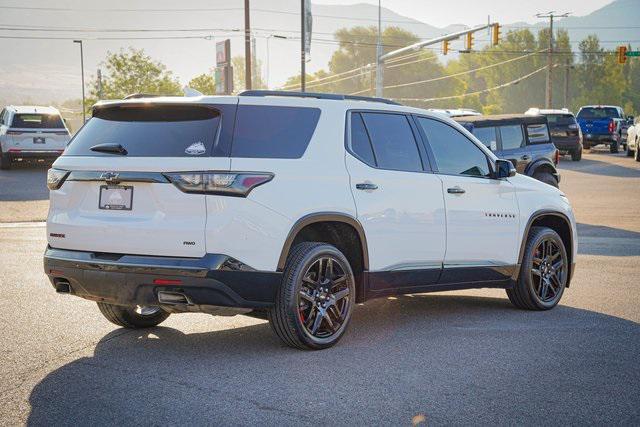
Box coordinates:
[356,182,378,191]
[522,155,531,161]
[447,186,466,194]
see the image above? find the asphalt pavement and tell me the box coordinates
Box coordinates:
[0,149,639,425]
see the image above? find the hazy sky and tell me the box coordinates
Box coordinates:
[315,0,612,26]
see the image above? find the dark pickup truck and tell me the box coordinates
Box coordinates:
[455,114,560,187]
[576,105,625,153]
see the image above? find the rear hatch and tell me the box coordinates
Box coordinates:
[546,113,580,142]
[7,113,70,153]
[47,100,237,258]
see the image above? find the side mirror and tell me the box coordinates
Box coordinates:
[495,159,516,179]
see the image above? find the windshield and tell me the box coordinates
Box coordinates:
[577,107,620,119]
[11,113,65,129]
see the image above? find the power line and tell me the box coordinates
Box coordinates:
[392,65,549,103]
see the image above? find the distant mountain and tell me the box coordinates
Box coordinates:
[0,0,637,105]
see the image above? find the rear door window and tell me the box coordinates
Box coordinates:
[499,125,525,150]
[359,112,423,172]
[11,113,65,129]
[349,112,376,166]
[526,124,550,144]
[64,105,221,157]
[231,105,320,159]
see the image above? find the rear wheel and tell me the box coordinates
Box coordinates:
[0,150,11,170]
[635,141,640,162]
[269,242,356,350]
[532,171,558,188]
[626,145,634,157]
[507,226,568,310]
[610,141,619,153]
[97,302,170,328]
[571,147,582,161]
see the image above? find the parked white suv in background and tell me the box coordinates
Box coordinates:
[44,91,577,350]
[0,106,71,169]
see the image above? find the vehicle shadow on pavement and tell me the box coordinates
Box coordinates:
[577,223,640,256]
[27,294,640,425]
[559,155,640,178]
[0,163,49,201]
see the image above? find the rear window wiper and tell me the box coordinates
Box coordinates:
[90,143,128,155]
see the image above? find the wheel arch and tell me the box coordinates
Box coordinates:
[277,212,369,302]
[518,210,575,287]
[526,159,558,178]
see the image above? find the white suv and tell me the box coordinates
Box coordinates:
[44,91,577,350]
[0,106,71,169]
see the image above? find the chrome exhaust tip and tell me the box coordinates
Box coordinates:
[157,291,192,305]
[54,279,71,293]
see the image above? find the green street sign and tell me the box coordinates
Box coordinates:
[626,51,640,57]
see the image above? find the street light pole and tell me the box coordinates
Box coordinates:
[244,0,252,90]
[73,40,85,123]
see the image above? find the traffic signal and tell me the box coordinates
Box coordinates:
[465,32,474,51]
[617,45,627,64]
[492,23,500,46]
[443,40,450,55]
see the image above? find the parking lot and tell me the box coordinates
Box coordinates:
[1,149,639,425]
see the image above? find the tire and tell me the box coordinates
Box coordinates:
[97,302,170,328]
[0,150,11,170]
[636,141,640,162]
[610,141,619,153]
[626,146,634,157]
[269,242,356,350]
[571,147,582,161]
[507,226,568,310]
[532,171,558,188]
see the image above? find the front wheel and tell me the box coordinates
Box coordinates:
[635,142,640,162]
[507,226,568,310]
[97,302,170,328]
[626,146,634,157]
[269,242,356,350]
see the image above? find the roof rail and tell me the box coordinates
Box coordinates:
[239,90,401,105]
[123,93,162,100]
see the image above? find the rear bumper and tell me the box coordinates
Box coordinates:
[552,138,581,152]
[7,149,64,160]
[43,247,282,310]
[583,134,618,144]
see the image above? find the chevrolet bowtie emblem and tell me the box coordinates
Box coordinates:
[100,172,120,184]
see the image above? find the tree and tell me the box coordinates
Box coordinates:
[88,48,181,105]
[188,73,216,95]
[231,56,266,92]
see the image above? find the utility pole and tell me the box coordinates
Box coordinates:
[244,0,252,90]
[536,11,570,109]
[564,57,570,108]
[97,68,103,100]
[375,0,383,97]
[73,40,85,123]
[300,0,306,92]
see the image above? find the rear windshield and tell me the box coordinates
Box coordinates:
[577,107,620,119]
[64,105,221,157]
[231,105,321,158]
[545,114,576,127]
[11,113,65,129]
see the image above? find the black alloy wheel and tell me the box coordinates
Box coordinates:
[269,242,355,350]
[507,226,568,310]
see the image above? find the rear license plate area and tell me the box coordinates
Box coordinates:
[33,137,45,144]
[99,185,133,210]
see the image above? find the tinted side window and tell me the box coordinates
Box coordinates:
[360,113,422,172]
[472,126,497,149]
[417,117,490,177]
[499,125,525,150]
[349,113,376,166]
[526,124,550,144]
[231,105,320,159]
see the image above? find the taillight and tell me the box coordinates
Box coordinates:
[47,168,70,190]
[608,120,615,133]
[554,149,560,165]
[6,130,22,135]
[164,172,274,197]
[54,131,70,136]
